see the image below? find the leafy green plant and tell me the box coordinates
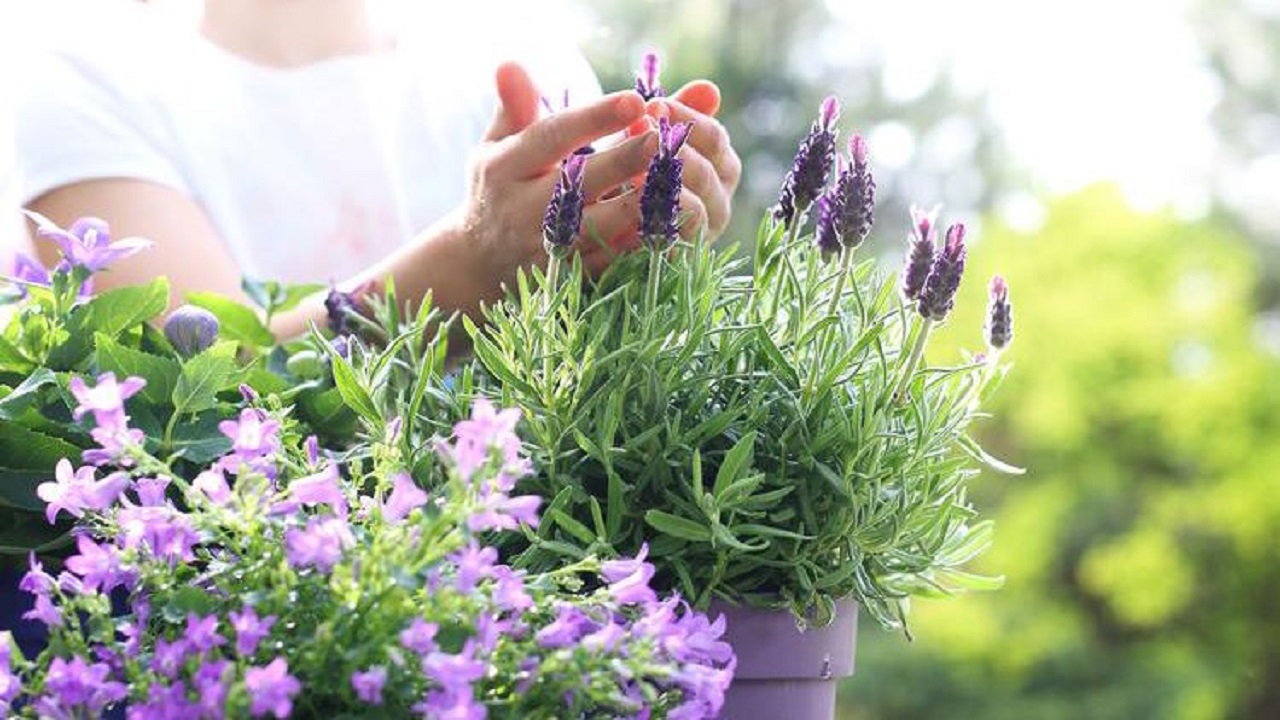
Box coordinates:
[462,105,1019,630]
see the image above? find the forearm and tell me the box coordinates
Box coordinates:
[269,210,496,342]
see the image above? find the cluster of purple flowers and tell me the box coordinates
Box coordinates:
[7,378,733,718]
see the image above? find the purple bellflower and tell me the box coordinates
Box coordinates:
[26,212,151,273]
[164,305,220,358]
[814,134,875,259]
[901,205,939,303]
[11,254,92,298]
[774,96,840,230]
[636,51,664,101]
[542,154,588,257]
[640,118,694,250]
[244,657,302,719]
[986,275,1013,350]
[918,223,968,321]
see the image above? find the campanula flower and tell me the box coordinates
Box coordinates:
[244,657,301,719]
[26,212,152,273]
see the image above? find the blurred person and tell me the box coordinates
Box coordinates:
[15,0,740,336]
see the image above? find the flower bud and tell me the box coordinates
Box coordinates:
[917,223,967,321]
[986,275,1013,350]
[774,96,840,230]
[164,305,219,358]
[640,118,693,251]
[636,51,664,101]
[901,205,937,302]
[813,134,875,259]
[542,154,588,257]
[324,287,358,335]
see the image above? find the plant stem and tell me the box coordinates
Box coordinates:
[542,254,561,390]
[645,248,662,327]
[769,221,803,322]
[892,316,934,404]
[826,246,855,317]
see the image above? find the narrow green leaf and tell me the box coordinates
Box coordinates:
[325,350,381,426]
[713,431,757,498]
[644,510,712,543]
[957,434,1026,475]
[548,509,596,546]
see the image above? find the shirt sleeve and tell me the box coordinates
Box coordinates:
[15,10,188,205]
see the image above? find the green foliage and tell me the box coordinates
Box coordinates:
[461,216,1012,628]
[841,186,1280,719]
[0,262,372,556]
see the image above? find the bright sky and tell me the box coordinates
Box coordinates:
[825,0,1224,224]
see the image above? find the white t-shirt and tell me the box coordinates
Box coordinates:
[16,1,601,283]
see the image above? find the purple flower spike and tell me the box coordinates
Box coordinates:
[26,212,151,273]
[640,118,693,250]
[901,205,939,302]
[542,154,588,257]
[774,96,841,230]
[164,305,219,358]
[814,135,875,259]
[986,275,1013,349]
[636,51,664,101]
[918,223,968,321]
[324,286,358,335]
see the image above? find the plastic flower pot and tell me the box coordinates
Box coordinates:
[711,598,858,720]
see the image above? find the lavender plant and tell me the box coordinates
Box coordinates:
[462,78,1021,630]
[1,382,734,718]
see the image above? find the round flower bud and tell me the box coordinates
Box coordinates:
[164,305,219,358]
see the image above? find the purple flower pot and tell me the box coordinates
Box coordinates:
[711,598,858,720]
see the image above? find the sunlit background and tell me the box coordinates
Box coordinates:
[6,0,1280,717]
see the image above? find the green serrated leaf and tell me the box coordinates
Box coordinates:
[172,349,237,416]
[94,333,181,406]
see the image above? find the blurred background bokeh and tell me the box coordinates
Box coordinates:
[572,0,1280,718]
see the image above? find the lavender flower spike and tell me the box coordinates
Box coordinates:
[918,223,967,321]
[640,118,693,250]
[814,133,876,259]
[986,275,1013,350]
[542,154,588,257]
[636,51,664,101]
[774,96,840,230]
[901,205,939,302]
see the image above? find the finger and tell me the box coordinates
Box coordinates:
[676,187,710,242]
[671,80,721,116]
[677,144,729,236]
[580,190,642,255]
[502,91,646,178]
[581,131,657,202]
[484,62,542,142]
[651,98,739,188]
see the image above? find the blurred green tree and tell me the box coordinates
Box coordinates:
[839,186,1280,720]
